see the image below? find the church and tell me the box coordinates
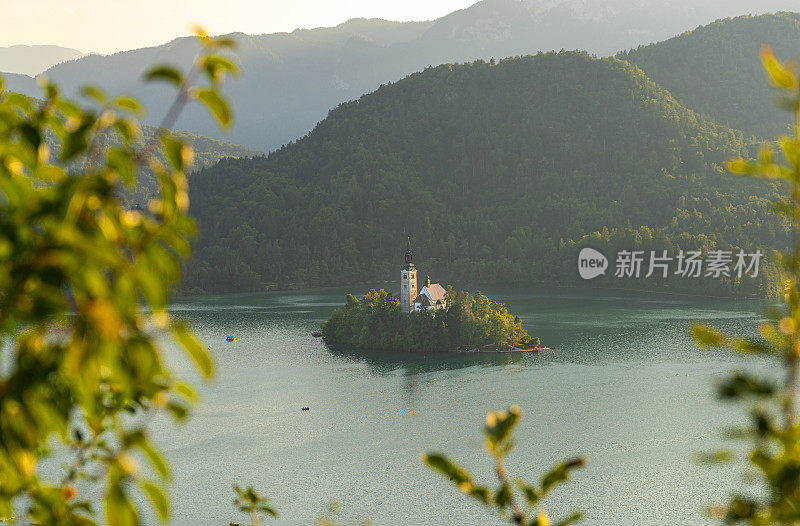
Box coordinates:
[400,238,448,313]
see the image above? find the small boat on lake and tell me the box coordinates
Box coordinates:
[311,331,323,338]
[226,336,236,342]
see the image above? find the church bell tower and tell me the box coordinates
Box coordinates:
[400,236,417,313]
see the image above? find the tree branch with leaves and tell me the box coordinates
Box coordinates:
[422,405,584,526]
[693,46,800,524]
[0,29,236,525]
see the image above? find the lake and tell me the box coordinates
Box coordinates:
[154,286,770,525]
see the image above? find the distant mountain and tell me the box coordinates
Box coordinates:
[5,19,434,152]
[1,71,37,94]
[619,12,800,140]
[182,52,782,295]
[0,45,85,76]
[3,0,796,152]
[424,0,800,59]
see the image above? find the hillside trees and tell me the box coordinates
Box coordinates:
[620,13,800,139]
[186,52,785,296]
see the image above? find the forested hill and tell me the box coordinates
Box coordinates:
[162,130,257,171]
[121,128,258,205]
[619,12,800,140]
[184,51,785,295]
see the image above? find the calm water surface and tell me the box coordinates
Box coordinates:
[154,287,770,525]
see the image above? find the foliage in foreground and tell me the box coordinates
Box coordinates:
[692,47,800,523]
[423,405,584,526]
[0,30,236,524]
[321,288,538,352]
[231,484,277,526]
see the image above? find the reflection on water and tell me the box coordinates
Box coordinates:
[153,286,769,526]
[325,342,534,375]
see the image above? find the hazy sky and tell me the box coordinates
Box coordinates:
[1,0,477,54]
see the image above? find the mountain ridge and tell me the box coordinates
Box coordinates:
[3,1,796,151]
[619,11,800,140]
[0,44,85,76]
[182,51,782,295]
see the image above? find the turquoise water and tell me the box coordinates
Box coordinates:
[154,287,769,525]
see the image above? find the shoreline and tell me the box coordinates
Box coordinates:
[176,280,769,302]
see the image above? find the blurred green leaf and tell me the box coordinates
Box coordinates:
[233,484,277,521]
[541,458,584,496]
[161,134,186,171]
[112,119,137,142]
[761,46,798,90]
[694,449,735,465]
[554,512,583,526]
[422,453,471,485]
[0,497,13,519]
[140,481,169,522]
[692,324,725,347]
[115,96,144,115]
[107,148,135,186]
[174,382,198,404]
[194,88,231,128]
[106,482,137,526]
[143,66,183,87]
[137,437,170,479]
[202,55,239,82]
[717,373,775,400]
[166,402,189,422]
[80,85,107,105]
[173,323,214,378]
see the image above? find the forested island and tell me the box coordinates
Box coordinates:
[321,288,539,352]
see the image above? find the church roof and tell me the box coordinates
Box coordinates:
[426,284,447,302]
[414,284,447,304]
[415,294,432,306]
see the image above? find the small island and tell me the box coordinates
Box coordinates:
[322,239,540,352]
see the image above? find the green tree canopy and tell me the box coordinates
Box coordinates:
[322,288,538,352]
